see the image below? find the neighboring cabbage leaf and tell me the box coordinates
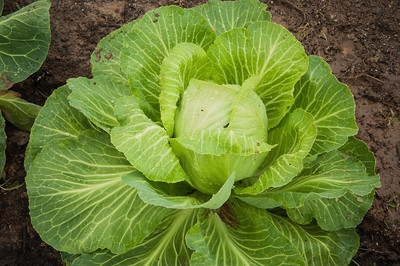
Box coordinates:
[0,0,50,179]
[0,0,51,88]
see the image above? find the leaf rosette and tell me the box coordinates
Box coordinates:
[25,0,380,265]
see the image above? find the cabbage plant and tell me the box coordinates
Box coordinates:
[25,0,380,265]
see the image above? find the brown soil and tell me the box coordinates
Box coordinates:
[0,0,399,265]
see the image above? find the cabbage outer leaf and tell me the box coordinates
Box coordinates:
[186,199,359,265]
[339,136,377,176]
[235,109,317,195]
[192,0,271,35]
[90,21,134,84]
[268,212,359,265]
[186,199,302,265]
[240,137,380,231]
[122,172,235,209]
[24,86,99,171]
[159,42,212,137]
[292,55,358,155]
[111,96,190,183]
[61,199,360,266]
[207,22,308,128]
[68,76,132,132]
[120,6,216,121]
[287,191,376,231]
[70,209,199,266]
[26,130,172,254]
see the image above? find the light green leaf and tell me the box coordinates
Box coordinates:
[338,136,377,176]
[173,130,273,156]
[0,114,5,175]
[173,79,240,137]
[120,6,216,121]
[247,139,379,230]
[282,150,380,199]
[186,199,304,265]
[235,109,317,195]
[68,76,132,132]
[287,191,376,231]
[26,130,172,254]
[0,0,51,88]
[24,85,99,171]
[0,0,3,16]
[0,90,41,131]
[292,55,358,155]
[159,42,212,136]
[207,22,308,128]
[269,212,359,265]
[71,209,199,266]
[90,22,135,85]
[171,129,273,194]
[284,138,379,230]
[111,96,189,183]
[192,0,271,35]
[60,252,80,266]
[207,28,248,85]
[174,78,268,140]
[122,172,235,209]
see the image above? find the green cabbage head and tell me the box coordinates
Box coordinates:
[25,0,380,265]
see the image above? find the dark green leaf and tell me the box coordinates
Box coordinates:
[0,0,51,88]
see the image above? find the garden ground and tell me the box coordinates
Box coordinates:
[0,0,399,265]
